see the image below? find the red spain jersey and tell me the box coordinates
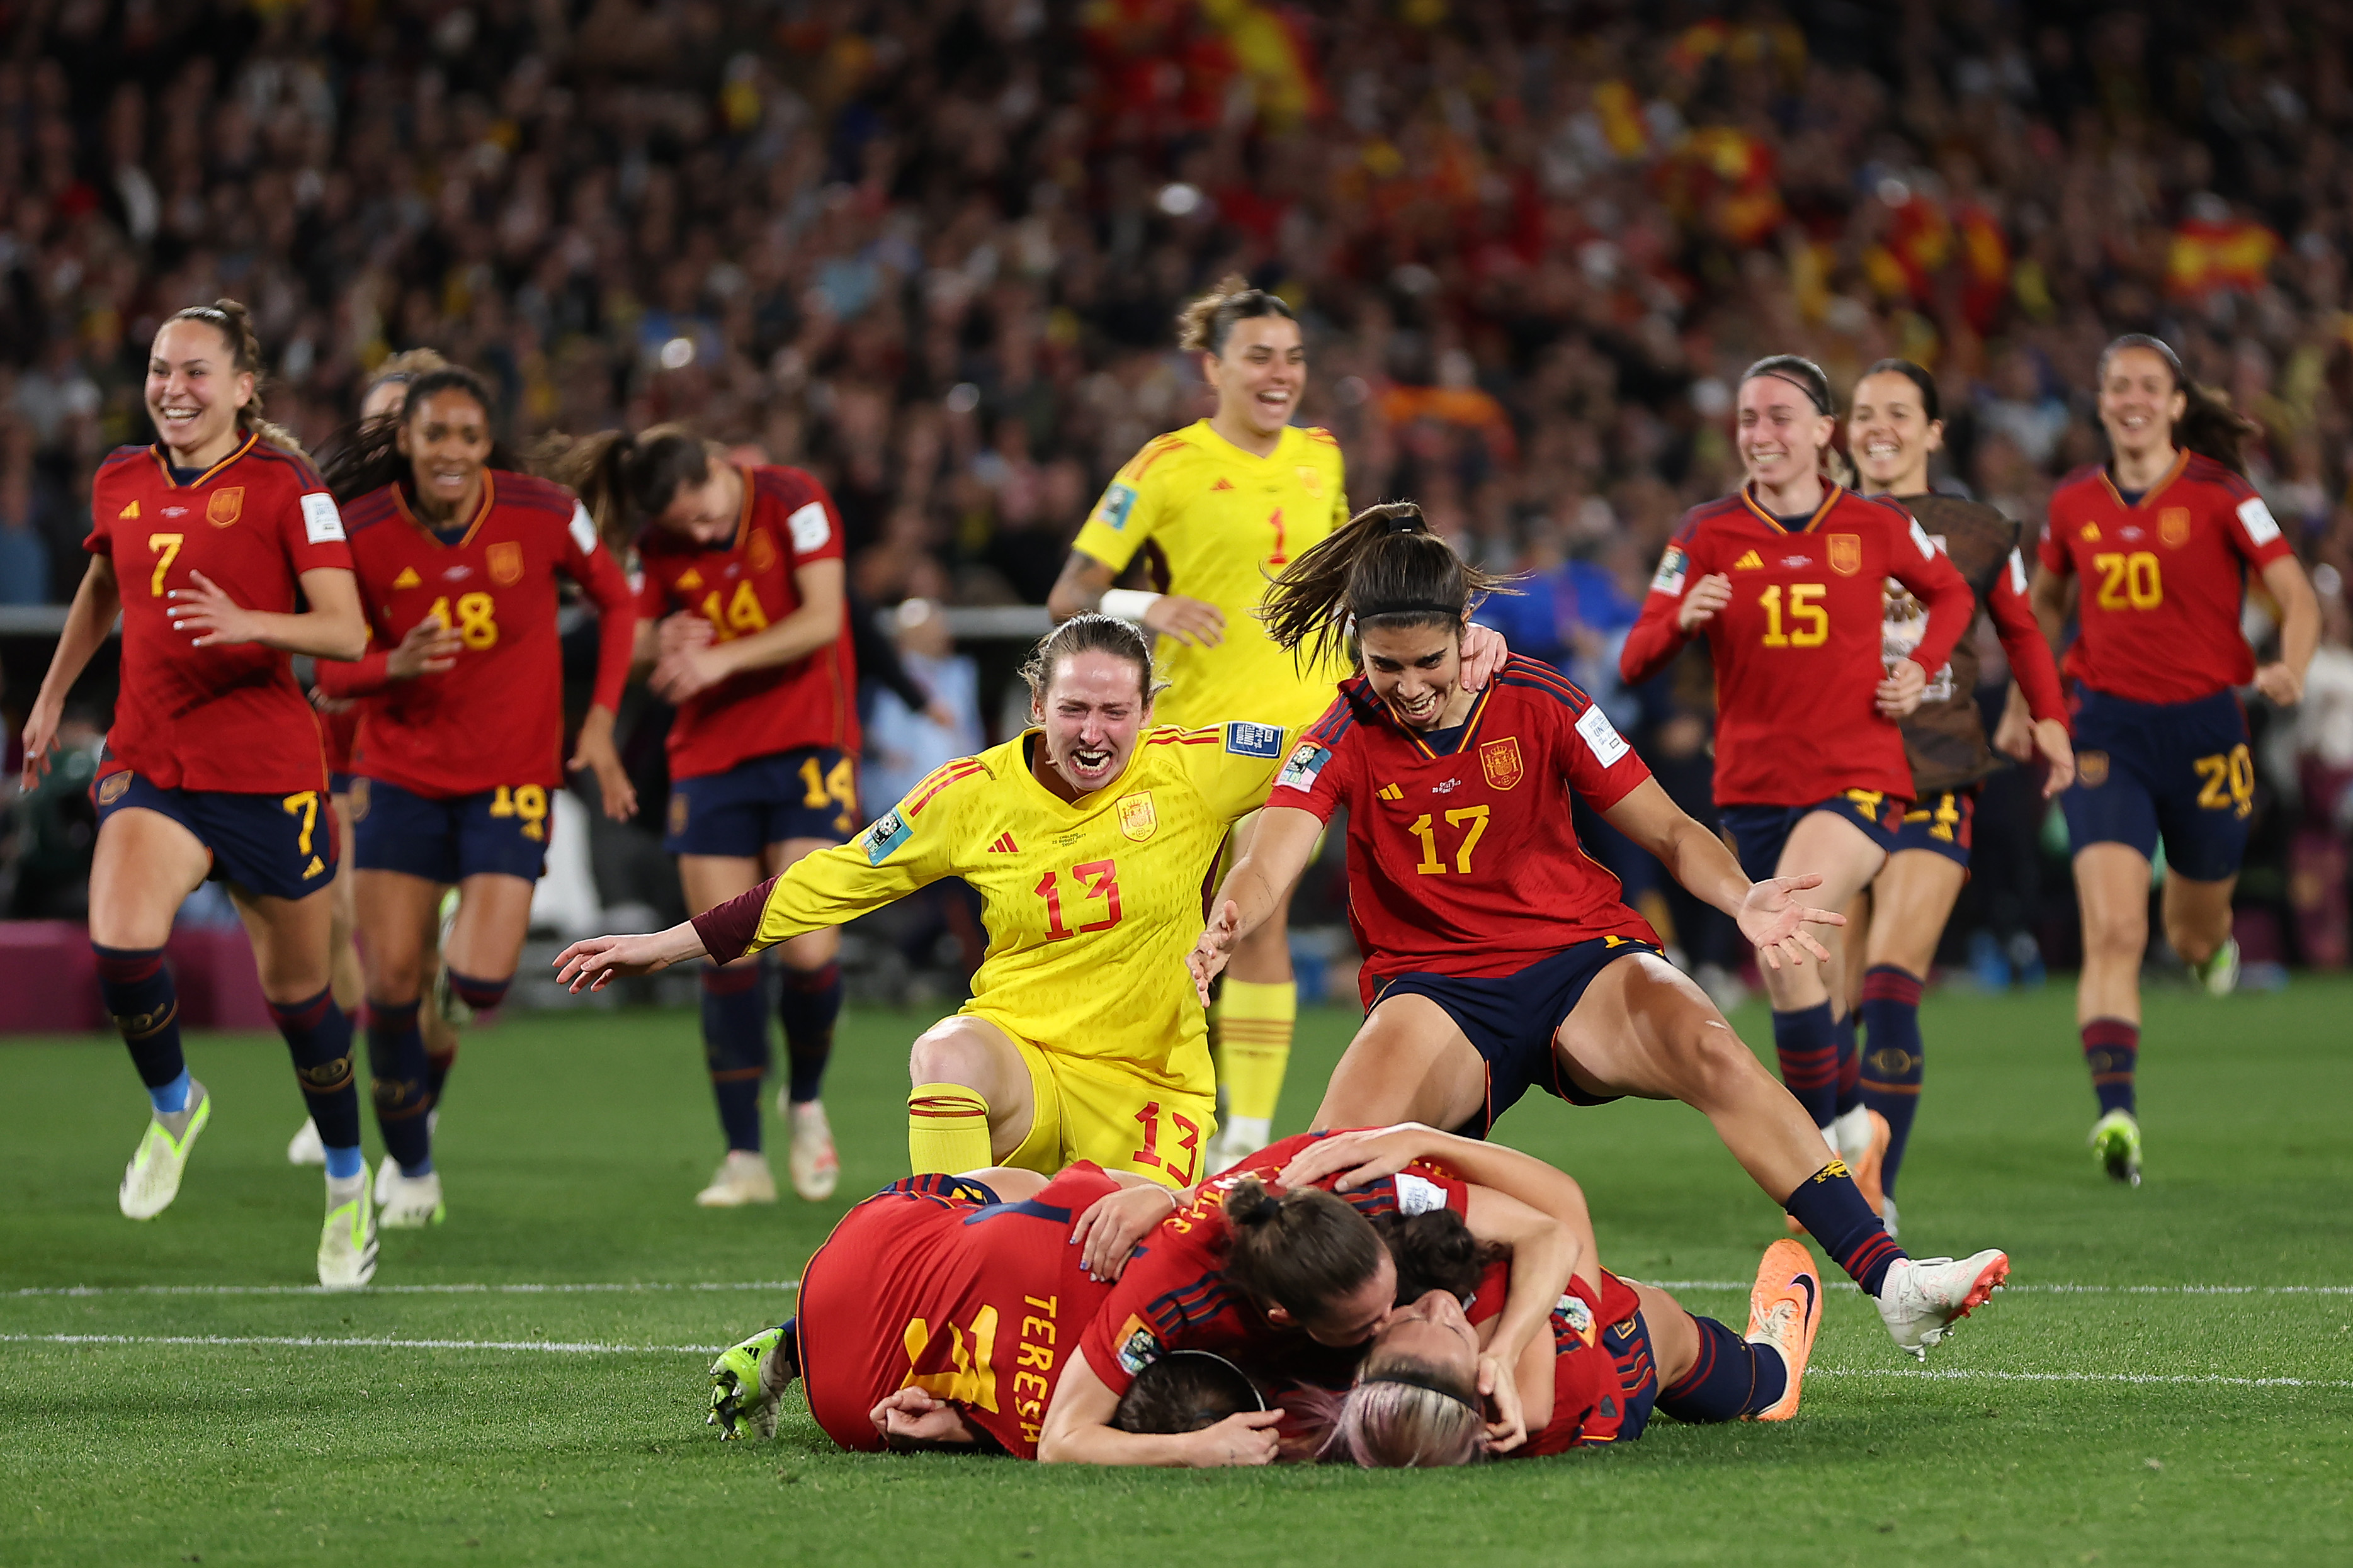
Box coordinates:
[316,698,361,776]
[85,434,351,794]
[1621,483,1975,806]
[634,465,858,780]
[1074,1132,1471,1401]
[2036,452,2293,706]
[798,1165,1122,1458]
[1468,1263,1649,1457]
[1274,657,1659,1001]
[319,471,636,797]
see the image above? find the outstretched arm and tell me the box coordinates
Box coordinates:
[1038,1350,1283,1467]
[1188,805,1324,1002]
[1598,777,1842,970]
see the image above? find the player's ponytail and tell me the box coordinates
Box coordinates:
[2097,334,2257,478]
[315,365,519,504]
[1176,273,1296,356]
[532,423,716,548]
[1219,1176,1387,1329]
[1260,502,1517,672]
[1019,612,1168,707]
[167,298,307,456]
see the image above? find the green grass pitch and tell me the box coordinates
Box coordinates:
[4,979,2349,1566]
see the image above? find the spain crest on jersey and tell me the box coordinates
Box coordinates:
[2160,507,2192,549]
[488,541,524,585]
[1118,791,1157,842]
[1827,533,1862,575]
[207,487,244,527]
[1478,736,1524,791]
[1296,465,1322,498]
[747,528,778,573]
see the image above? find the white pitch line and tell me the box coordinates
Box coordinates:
[1648,1280,2353,1296]
[1809,1367,2353,1390]
[2,1333,725,1355]
[9,1280,800,1299]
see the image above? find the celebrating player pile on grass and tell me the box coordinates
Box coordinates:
[1196,499,2005,1357]
[17,300,380,1287]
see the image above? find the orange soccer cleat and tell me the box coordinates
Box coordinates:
[1742,1238,1823,1422]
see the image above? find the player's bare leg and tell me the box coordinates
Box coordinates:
[905,1013,1036,1171]
[1853,849,1967,1234]
[767,836,846,1200]
[1307,993,1490,1134]
[2073,843,2154,1183]
[2162,869,2240,993]
[290,792,366,1167]
[1206,810,1300,1172]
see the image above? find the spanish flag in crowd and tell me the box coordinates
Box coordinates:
[2168,213,2280,300]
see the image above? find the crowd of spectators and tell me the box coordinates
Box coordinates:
[4,0,2352,972]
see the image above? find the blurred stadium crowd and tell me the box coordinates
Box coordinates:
[4,1,2353,982]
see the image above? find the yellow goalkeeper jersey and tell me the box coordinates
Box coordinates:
[1072,419,1353,732]
[735,719,1295,1097]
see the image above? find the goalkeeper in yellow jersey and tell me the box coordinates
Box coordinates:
[1047,276,1505,1168]
[552,616,1294,1187]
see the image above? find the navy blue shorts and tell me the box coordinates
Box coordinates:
[1719,791,1908,884]
[2061,687,2252,881]
[1888,786,1978,869]
[1602,1308,1660,1443]
[349,777,551,884]
[1368,936,1660,1138]
[329,771,356,796]
[665,748,859,858]
[92,767,336,902]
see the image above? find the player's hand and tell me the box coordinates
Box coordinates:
[1274,1123,1437,1193]
[1736,871,1846,971]
[868,1387,973,1446]
[2031,716,2075,796]
[1182,1408,1284,1467]
[2254,660,2304,707]
[17,694,63,789]
[1676,573,1732,631]
[310,689,355,715]
[166,570,266,647]
[1143,594,1226,648]
[1069,1183,1181,1281]
[568,705,638,820]
[1458,622,1509,691]
[1477,1353,1527,1453]
[1874,658,1929,718]
[651,641,733,704]
[1187,900,1240,1004]
[1991,696,2035,761]
[385,617,463,680]
[923,697,963,732]
[553,928,696,991]
[658,611,715,656]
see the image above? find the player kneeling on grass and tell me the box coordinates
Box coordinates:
[1197,503,2006,1358]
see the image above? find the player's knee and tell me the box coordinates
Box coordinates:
[907,1027,985,1093]
[1671,1017,1758,1105]
[2081,904,2148,961]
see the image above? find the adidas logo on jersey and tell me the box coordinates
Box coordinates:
[987,832,1019,854]
[1377,783,1404,801]
[678,568,704,590]
[1211,477,1234,491]
[392,567,422,589]
[1732,549,1764,570]
[118,500,139,519]
[303,855,326,878]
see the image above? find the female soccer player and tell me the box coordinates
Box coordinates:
[554,614,1304,1189]
[288,351,460,1171]
[546,426,859,1207]
[2029,335,2318,1185]
[1047,278,1511,1170]
[18,300,378,1286]
[1840,359,2075,1232]
[1196,502,2004,1357]
[314,364,638,1226]
[1620,355,1976,1182]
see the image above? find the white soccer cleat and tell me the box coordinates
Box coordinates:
[377,1165,446,1228]
[431,962,473,1027]
[319,1170,380,1289]
[2194,937,2240,998]
[1875,1249,2008,1359]
[286,1116,325,1166]
[120,1081,211,1221]
[696,1150,778,1208]
[1205,1115,1271,1178]
[786,1100,839,1202]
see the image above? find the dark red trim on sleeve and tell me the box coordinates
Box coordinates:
[692,876,779,966]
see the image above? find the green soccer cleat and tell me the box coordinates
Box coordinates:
[708,1324,797,1440]
[120,1081,212,1220]
[318,1169,380,1289]
[2192,937,2240,998]
[2090,1108,2143,1187]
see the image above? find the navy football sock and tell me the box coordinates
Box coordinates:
[445,967,510,1016]
[1859,966,1926,1197]
[94,944,186,1098]
[1783,1163,1906,1295]
[1832,1009,1862,1118]
[703,966,769,1153]
[1771,1003,1839,1129]
[778,961,842,1106]
[1656,1314,1788,1423]
[273,985,363,1166]
[2082,1018,2138,1118]
[424,1037,460,1106]
[365,998,434,1176]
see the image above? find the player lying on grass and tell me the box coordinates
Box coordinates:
[553,613,1505,1190]
[1193,502,2007,1358]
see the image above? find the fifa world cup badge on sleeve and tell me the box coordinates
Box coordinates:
[300,492,344,543]
[1115,1320,1163,1377]
[1575,706,1631,767]
[1650,545,1687,596]
[1394,1171,1448,1215]
[861,808,912,865]
[1559,1292,1597,1346]
[1096,482,1138,531]
[1223,721,1284,759]
[786,502,831,554]
[1276,742,1328,794]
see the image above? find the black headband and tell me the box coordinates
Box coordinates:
[1358,603,1461,619]
[1755,369,1832,414]
[1363,1370,1481,1413]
